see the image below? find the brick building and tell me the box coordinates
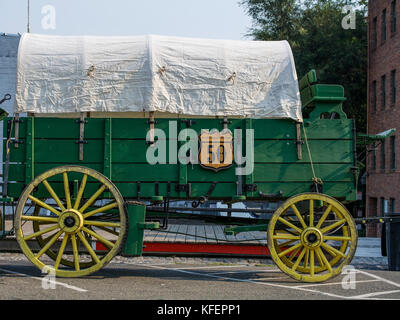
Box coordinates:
[367,0,400,237]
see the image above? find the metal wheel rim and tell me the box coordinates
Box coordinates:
[267,193,357,283]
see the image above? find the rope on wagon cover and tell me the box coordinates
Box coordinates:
[301,122,323,189]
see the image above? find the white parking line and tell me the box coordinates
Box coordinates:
[137,264,400,300]
[207,269,281,275]
[294,279,381,288]
[254,276,289,281]
[0,267,88,292]
[137,264,348,299]
[351,290,400,299]
[167,265,254,270]
[355,269,400,289]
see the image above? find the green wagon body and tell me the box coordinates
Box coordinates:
[1,70,367,282]
[3,117,357,202]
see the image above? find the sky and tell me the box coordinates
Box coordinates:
[0,0,253,40]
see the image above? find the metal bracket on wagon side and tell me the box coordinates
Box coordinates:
[175,183,191,198]
[243,184,257,193]
[75,113,88,161]
[192,181,217,208]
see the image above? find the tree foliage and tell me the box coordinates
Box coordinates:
[241,0,368,132]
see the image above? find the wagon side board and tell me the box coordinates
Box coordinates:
[2,116,357,202]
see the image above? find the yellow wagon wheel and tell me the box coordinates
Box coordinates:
[267,193,357,283]
[15,165,127,278]
[32,204,97,269]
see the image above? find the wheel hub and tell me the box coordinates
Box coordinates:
[301,227,323,249]
[64,216,75,227]
[58,209,84,234]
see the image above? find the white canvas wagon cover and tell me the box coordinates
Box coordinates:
[15,33,302,121]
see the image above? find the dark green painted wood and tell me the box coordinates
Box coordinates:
[104,118,112,179]
[6,180,355,201]
[4,138,353,164]
[4,118,353,141]
[25,118,34,184]
[5,162,353,183]
[299,69,318,91]
[122,203,146,256]
[254,139,353,163]
[2,116,357,201]
[301,120,352,139]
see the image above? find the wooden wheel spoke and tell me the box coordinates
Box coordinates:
[277,217,302,234]
[81,226,115,249]
[320,219,347,234]
[292,247,307,271]
[73,174,88,210]
[303,248,310,269]
[54,234,69,270]
[23,224,59,241]
[79,185,106,213]
[83,202,118,219]
[22,215,58,223]
[276,228,299,236]
[316,204,332,228]
[77,231,100,264]
[309,250,315,277]
[63,172,72,209]
[288,246,302,261]
[35,230,63,259]
[290,204,307,229]
[315,247,324,267]
[70,234,80,271]
[309,200,314,227]
[278,242,302,258]
[272,233,300,240]
[28,195,61,216]
[316,247,333,273]
[42,179,66,211]
[321,242,347,258]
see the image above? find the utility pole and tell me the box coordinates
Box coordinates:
[27,0,30,33]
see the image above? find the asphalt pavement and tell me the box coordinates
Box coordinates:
[0,252,399,301]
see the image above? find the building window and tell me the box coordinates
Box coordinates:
[373,17,378,48]
[381,139,386,170]
[392,0,397,33]
[390,198,396,213]
[373,80,377,111]
[381,75,386,109]
[381,197,386,216]
[391,135,396,170]
[382,9,387,43]
[391,70,396,105]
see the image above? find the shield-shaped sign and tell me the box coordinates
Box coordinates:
[199,129,233,172]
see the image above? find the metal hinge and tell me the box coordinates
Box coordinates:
[243,184,257,192]
[175,183,191,197]
[181,119,196,127]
